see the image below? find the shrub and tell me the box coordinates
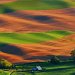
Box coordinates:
[70,49,75,61]
[0,58,13,69]
[50,56,60,64]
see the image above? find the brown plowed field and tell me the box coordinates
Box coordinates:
[0,0,16,4]
[0,8,75,32]
[0,34,75,63]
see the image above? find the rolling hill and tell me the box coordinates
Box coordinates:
[0,8,75,32]
[0,0,75,63]
[0,30,72,44]
[0,0,75,33]
[0,31,74,63]
[1,0,75,10]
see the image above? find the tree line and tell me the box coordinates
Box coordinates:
[0,49,75,69]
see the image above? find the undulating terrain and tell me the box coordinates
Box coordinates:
[0,8,75,32]
[0,0,75,63]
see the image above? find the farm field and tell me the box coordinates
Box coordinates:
[0,0,75,63]
[0,0,75,10]
[0,0,75,75]
[0,31,75,63]
[0,30,72,44]
[1,62,75,75]
[0,7,75,32]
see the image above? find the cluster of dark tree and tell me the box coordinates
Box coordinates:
[0,58,13,69]
[48,56,60,64]
[70,49,75,61]
[0,5,15,13]
[48,49,75,64]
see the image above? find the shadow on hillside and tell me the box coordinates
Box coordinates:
[29,15,55,23]
[64,8,75,15]
[0,43,26,56]
[70,72,75,75]
[0,4,15,13]
[0,19,7,26]
[8,11,56,23]
[26,55,72,61]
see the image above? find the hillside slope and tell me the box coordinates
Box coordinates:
[0,0,75,63]
[0,34,75,63]
[0,31,72,44]
[0,8,75,32]
[2,0,75,10]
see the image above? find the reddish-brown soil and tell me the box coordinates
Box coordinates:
[0,0,16,4]
[0,34,75,63]
[0,8,75,32]
[0,8,75,63]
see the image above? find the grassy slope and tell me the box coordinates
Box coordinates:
[1,62,75,75]
[0,0,75,11]
[0,30,72,44]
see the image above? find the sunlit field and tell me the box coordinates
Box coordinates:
[0,30,72,44]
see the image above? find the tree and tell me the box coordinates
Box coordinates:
[50,56,60,64]
[0,5,14,13]
[0,58,13,69]
[3,8,14,13]
[70,49,75,56]
[70,49,75,61]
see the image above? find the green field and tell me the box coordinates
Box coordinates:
[0,30,72,44]
[1,61,75,75]
[0,0,75,75]
[0,0,75,14]
[3,0,75,10]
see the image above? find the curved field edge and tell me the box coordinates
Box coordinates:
[1,0,75,10]
[0,30,73,44]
